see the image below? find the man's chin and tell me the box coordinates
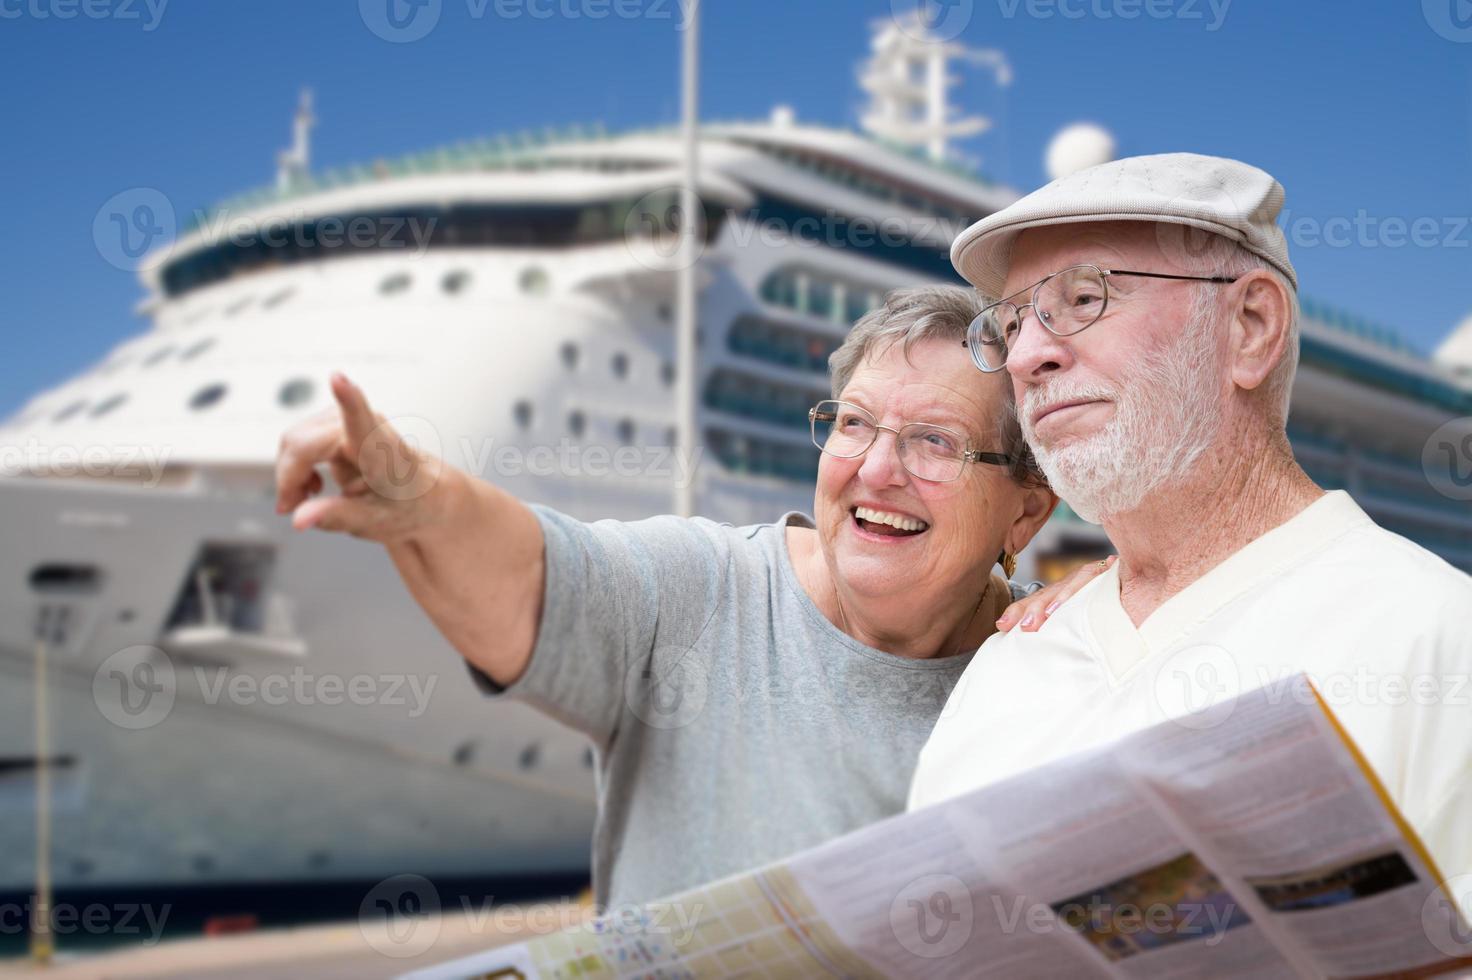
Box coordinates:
[1032,443,1124,517]
[1036,429,1106,464]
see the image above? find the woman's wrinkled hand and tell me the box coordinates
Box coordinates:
[995,555,1117,633]
[274,372,447,542]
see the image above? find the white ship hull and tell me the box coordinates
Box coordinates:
[0,235,836,893]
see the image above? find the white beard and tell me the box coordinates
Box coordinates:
[1021,312,1226,524]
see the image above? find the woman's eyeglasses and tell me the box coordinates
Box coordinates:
[809,400,1012,483]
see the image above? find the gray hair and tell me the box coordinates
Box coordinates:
[828,285,1046,488]
[1183,233,1301,426]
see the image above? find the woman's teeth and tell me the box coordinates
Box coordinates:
[854,506,929,533]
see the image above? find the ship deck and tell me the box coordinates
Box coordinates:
[0,899,589,979]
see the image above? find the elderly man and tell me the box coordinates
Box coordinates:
[908,154,1472,895]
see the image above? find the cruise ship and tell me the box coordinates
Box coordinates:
[2,10,1470,914]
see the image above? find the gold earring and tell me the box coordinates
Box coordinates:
[999,551,1017,579]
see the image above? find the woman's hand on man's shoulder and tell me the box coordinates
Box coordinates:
[996,555,1117,633]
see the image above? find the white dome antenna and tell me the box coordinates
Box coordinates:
[1045,123,1116,181]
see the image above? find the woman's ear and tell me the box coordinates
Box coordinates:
[1006,484,1057,556]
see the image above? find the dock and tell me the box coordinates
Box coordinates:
[0,899,591,979]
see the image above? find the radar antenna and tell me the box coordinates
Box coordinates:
[859,7,1011,164]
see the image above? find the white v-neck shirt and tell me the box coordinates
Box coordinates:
[908,491,1472,889]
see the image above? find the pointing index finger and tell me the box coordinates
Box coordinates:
[331,372,380,456]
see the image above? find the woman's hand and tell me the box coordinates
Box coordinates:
[274,372,546,687]
[275,372,447,542]
[995,555,1117,633]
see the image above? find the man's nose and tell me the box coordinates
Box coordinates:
[1005,305,1074,382]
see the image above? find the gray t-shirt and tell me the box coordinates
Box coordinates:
[472,506,1021,908]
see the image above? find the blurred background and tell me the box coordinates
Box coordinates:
[1,0,1470,973]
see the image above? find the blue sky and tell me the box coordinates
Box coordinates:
[2,0,1469,418]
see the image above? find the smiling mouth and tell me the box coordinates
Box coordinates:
[851,505,930,538]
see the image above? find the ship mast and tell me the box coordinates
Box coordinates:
[276,89,315,191]
[859,7,1011,163]
[674,2,700,517]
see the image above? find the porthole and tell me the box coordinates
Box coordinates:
[559,342,579,371]
[661,361,675,387]
[513,400,533,429]
[143,346,174,367]
[224,297,253,317]
[519,266,549,296]
[380,272,411,296]
[611,352,629,379]
[189,383,227,411]
[52,401,87,423]
[616,418,635,445]
[181,338,216,361]
[263,288,295,310]
[567,410,586,438]
[278,378,314,408]
[442,270,471,295]
[90,393,127,418]
[518,743,541,771]
[657,302,673,322]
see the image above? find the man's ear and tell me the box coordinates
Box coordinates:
[1006,484,1058,557]
[1228,270,1293,394]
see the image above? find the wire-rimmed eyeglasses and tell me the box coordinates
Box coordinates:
[809,400,1012,483]
[962,263,1239,373]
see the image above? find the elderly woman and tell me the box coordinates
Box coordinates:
[273,286,1102,908]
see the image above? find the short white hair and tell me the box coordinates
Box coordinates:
[828,285,1047,487]
[1183,232,1301,426]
